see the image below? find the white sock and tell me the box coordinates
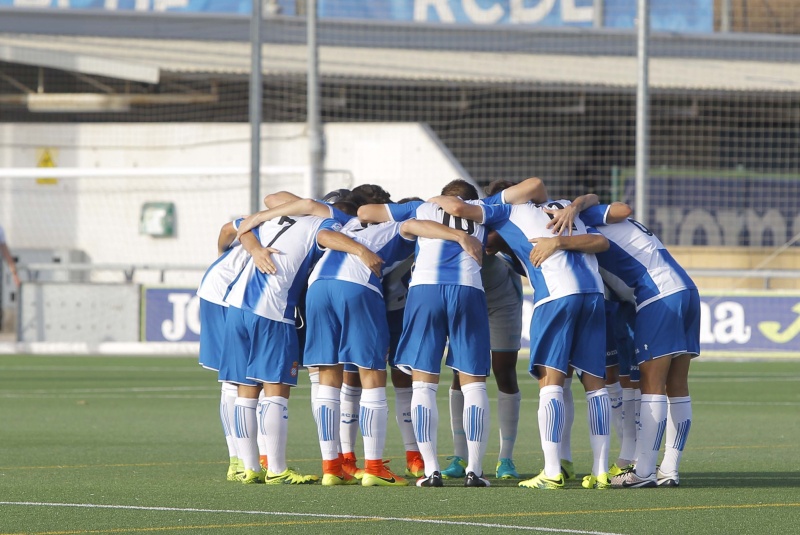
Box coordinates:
[660,396,692,475]
[309,370,320,409]
[220,382,238,459]
[360,387,388,461]
[538,385,565,478]
[618,387,637,464]
[586,388,611,476]
[462,382,490,476]
[256,390,267,460]
[497,390,521,460]
[635,394,667,478]
[448,388,468,459]
[394,387,418,453]
[234,397,259,472]
[313,385,341,462]
[412,381,440,476]
[340,383,362,456]
[561,377,574,463]
[259,396,289,474]
[607,381,624,443]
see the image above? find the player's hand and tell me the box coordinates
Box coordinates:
[528,237,559,268]
[251,246,280,274]
[459,234,484,267]
[357,249,384,278]
[544,204,578,236]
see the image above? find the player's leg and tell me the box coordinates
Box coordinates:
[248,315,317,485]
[660,353,692,486]
[519,296,578,490]
[659,289,700,486]
[391,367,422,476]
[447,285,493,487]
[314,365,348,484]
[442,369,468,479]
[199,299,241,480]
[570,294,611,489]
[360,368,408,486]
[579,372,611,489]
[340,369,364,479]
[303,281,351,484]
[218,307,263,483]
[395,285,448,486]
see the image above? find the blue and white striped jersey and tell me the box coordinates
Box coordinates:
[307,220,416,296]
[387,200,507,290]
[579,204,696,310]
[196,218,246,307]
[485,199,604,310]
[224,215,341,323]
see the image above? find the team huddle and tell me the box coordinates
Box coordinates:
[196,177,699,489]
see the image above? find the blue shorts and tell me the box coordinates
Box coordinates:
[218,306,300,387]
[528,293,606,379]
[304,280,390,370]
[634,289,701,364]
[395,284,491,377]
[386,308,405,367]
[198,298,227,372]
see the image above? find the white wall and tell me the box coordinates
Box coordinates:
[0,122,476,281]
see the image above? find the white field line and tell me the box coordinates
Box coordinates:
[0,501,626,535]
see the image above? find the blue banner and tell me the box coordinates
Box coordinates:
[620,170,800,247]
[142,287,200,342]
[0,0,714,32]
[699,293,800,357]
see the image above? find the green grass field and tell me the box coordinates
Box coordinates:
[1,355,799,534]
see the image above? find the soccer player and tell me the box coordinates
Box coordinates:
[441,186,527,481]
[307,213,483,487]
[430,184,612,490]
[221,211,356,485]
[360,179,508,488]
[577,202,699,488]
[196,217,278,481]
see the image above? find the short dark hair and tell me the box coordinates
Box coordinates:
[441,179,479,200]
[484,179,515,196]
[398,196,423,204]
[352,184,392,204]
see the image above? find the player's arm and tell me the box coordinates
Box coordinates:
[217,221,238,256]
[400,219,483,266]
[426,196,485,223]
[316,229,384,278]
[544,194,600,236]
[237,199,330,239]
[528,234,609,268]
[606,202,633,223]
[498,177,548,205]
[263,191,301,209]
[357,203,391,224]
